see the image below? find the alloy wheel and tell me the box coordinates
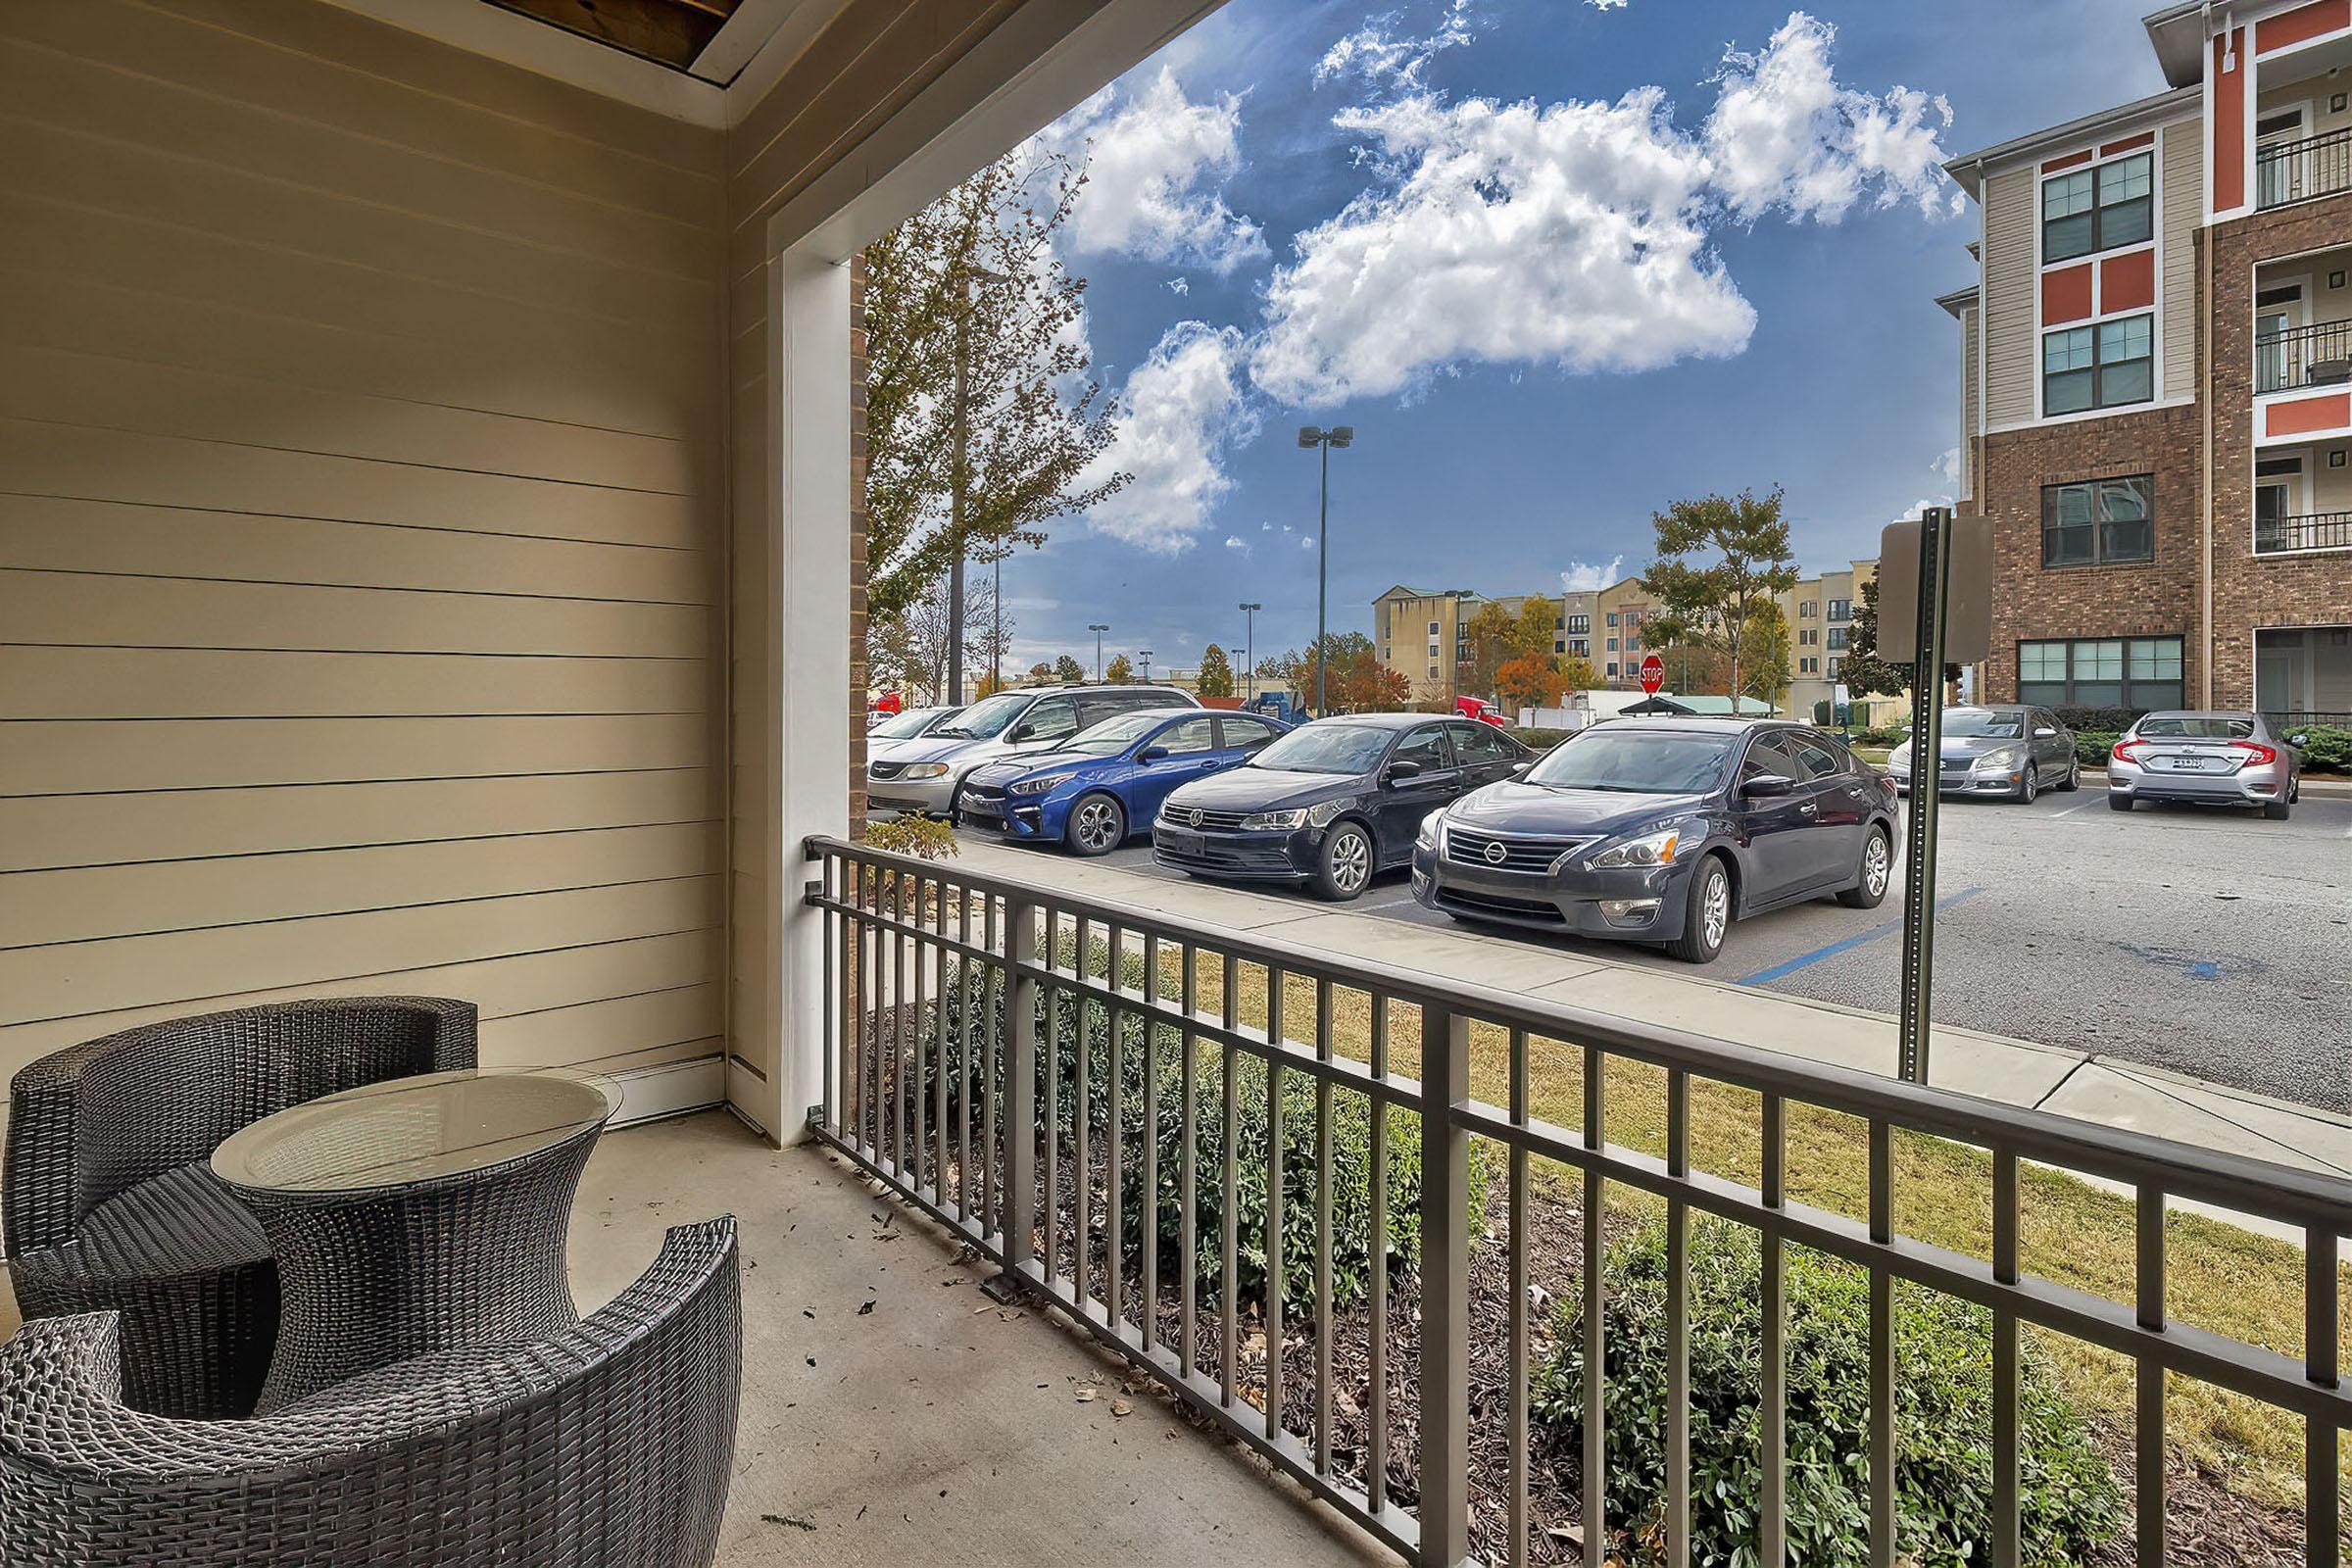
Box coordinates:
[1863,832,1890,899]
[1700,863,1730,951]
[1072,798,1122,855]
[1329,827,1371,894]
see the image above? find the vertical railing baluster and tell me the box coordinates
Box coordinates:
[1044,909,1061,1288]
[1142,933,1161,1353]
[1508,1027,1530,1567]
[858,863,874,1156]
[1180,943,1200,1376]
[1315,978,1335,1476]
[1002,894,1039,1283]
[893,869,909,1181]
[1992,1148,2020,1568]
[1665,1067,1690,1568]
[956,881,973,1221]
[1106,923,1126,1332]
[1368,997,1391,1516]
[1074,915,1093,1314]
[1762,1095,1787,1568]
[1583,1045,1605,1568]
[1418,1002,1471,1568]
[931,878,948,1200]
[986,893,1002,1238]
[821,852,837,1136]
[1221,978,1240,1408]
[2309,1228,2342,1568]
[2136,1184,2166,1568]
[1265,961,1286,1441]
[1870,1118,1894,1568]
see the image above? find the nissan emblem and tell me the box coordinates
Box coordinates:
[1484,840,1507,865]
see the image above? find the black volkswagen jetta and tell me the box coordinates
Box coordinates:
[1152,713,1530,901]
[1411,718,1898,963]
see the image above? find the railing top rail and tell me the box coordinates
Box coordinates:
[806,834,2352,1230]
[2260,124,2352,158]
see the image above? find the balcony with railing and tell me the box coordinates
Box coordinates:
[2259,127,2352,211]
[2257,319,2352,395]
[2258,508,2352,555]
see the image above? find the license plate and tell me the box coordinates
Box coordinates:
[1157,826,1202,856]
[2164,756,2226,772]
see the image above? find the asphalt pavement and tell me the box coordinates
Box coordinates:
[969,788,2352,1113]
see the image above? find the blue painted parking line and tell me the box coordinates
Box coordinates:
[1736,885,1986,987]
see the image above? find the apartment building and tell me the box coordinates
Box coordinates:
[1779,559,1881,719]
[1372,583,1602,703]
[1942,0,2352,723]
[1595,577,1655,685]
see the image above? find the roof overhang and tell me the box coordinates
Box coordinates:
[1936,284,1980,319]
[2145,2,2210,91]
[1941,83,2201,200]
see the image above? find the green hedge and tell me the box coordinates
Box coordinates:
[931,940,1482,1316]
[1507,727,1570,752]
[1534,1219,2120,1567]
[2073,731,2122,767]
[2292,723,2352,774]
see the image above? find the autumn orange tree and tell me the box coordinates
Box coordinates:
[1494,655,1569,712]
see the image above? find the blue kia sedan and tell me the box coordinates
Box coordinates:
[956,708,1290,856]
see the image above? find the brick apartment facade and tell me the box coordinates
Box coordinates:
[1944,0,2352,722]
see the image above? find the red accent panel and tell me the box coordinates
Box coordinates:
[2041,149,2093,174]
[2266,392,2352,437]
[2257,0,2349,55]
[2214,29,2246,212]
[2098,131,2154,159]
[2100,250,2156,314]
[2041,264,2095,326]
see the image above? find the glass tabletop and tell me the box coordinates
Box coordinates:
[211,1068,622,1196]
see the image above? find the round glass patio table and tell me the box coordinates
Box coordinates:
[213,1067,621,1413]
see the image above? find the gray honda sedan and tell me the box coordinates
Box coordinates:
[2107,710,2303,818]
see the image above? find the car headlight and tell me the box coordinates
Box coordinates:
[1416,809,1446,852]
[1241,808,1308,830]
[1008,772,1073,796]
[902,762,951,780]
[1585,826,1684,870]
[1976,745,2024,769]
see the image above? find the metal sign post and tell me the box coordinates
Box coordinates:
[1893,508,1954,1083]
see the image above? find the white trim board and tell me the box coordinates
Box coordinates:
[608,1053,727,1125]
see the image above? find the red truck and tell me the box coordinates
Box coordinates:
[1454,696,1507,728]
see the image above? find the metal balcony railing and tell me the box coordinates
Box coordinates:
[804,836,2352,1567]
[2258,319,2352,394]
[2258,509,2352,554]
[2259,126,2352,210]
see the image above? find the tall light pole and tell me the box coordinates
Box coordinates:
[1298,425,1354,714]
[1239,602,1261,703]
[1088,623,1109,681]
[1139,650,1154,683]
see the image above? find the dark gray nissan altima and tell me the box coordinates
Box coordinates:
[1410,718,1900,963]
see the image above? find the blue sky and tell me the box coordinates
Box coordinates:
[990,0,2168,678]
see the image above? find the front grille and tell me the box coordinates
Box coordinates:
[1445,827,1590,873]
[1158,840,1294,872]
[1937,757,1970,773]
[1436,887,1566,922]
[869,760,906,780]
[1162,805,1255,832]
[962,781,1008,803]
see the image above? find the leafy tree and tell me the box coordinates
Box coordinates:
[861,148,1127,638]
[1839,576,1912,699]
[1292,632,1381,712]
[1343,653,1410,711]
[1642,488,1802,705]
[1103,654,1133,685]
[1507,595,1561,662]
[1054,654,1086,685]
[1653,641,1730,695]
[973,669,1007,698]
[1462,599,1516,699]
[1027,662,1053,685]
[1557,652,1599,692]
[1494,655,1568,712]
[1738,603,1792,710]
[1197,643,1237,699]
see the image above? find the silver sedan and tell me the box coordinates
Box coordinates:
[2107,710,2303,819]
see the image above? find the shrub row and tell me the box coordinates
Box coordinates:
[1534,1218,2122,1566]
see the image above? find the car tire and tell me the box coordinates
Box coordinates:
[2108,794,2133,812]
[2264,799,2291,821]
[1837,826,1892,909]
[2057,757,2081,792]
[2016,764,2037,805]
[1066,792,1127,857]
[1666,855,1732,964]
[1309,821,1375,902]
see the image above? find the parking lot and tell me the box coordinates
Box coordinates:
[958,788,2352,1112]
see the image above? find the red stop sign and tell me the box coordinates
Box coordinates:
[1639,653,1665,695]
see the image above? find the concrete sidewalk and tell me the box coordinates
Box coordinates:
[953,838,2352,1238]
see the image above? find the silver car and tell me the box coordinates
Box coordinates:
[2107,710,2303,819]
[867,684,1200,816]
[1886,705,2080,803]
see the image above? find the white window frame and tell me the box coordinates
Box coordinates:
[2031,131,2166,426]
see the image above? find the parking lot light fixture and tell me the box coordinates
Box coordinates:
[1297,426,1355,715]
[1240,602,1261,702]
[1088,623,1109,681]
[1140,650,1154,683]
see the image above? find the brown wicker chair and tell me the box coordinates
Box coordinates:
[4,999,477,1417]
[0,1217,740,1568]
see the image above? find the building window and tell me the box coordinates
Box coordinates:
[1429,663,1440,678]
[1427,620,1440,635]
[1828,598,1851,621]
[2041,475,2153,566]
[1606,662,1619,677]
[2018,636,2183,710]
[2043,314,2152,415]
[1569,638,1587,656]
[1606,637,1619,652]
[1566,614,1589,635]
[2041,151,2152,264]
[1606,612,1618,626]
[1828,657,1842,677]
[1799,600,1818,618]
[1828,626,1849,651]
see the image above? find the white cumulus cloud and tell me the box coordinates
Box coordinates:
[1705,13,1957,223]
[1040,68,1267,275]
[1080,322,1257,554]
[1224,535,1249,552]
[1560,557,1625,593]
[1315,1,1478,94]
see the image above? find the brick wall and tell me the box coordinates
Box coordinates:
[2208,199,2352,706]
[850,253,870,828]
[1974,402,2205,702]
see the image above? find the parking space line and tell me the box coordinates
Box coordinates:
[2049,798,2105,817]
[1735,885,1986,987]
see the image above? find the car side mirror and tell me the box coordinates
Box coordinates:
[1385,759,1423,784]
[1007,722,1035,743]
[1136,746,1169,763]
[1510,761,1532,777]
[1742,773,1794,798]
[2034,727,2057,738]
[2290,732,2311,748]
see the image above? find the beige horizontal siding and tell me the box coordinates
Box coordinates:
[1982,166,2036,427]
[2163,119,2202,402]
[0,0,726,1089]
[1960,305,1981,498]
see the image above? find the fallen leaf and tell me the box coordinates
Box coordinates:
[1111,1398,1133,1417]
[857,1300,876,1316]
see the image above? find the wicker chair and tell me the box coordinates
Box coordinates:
[4,998,478,1418]
[0,1216,741,1568]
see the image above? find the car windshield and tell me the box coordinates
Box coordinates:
[1250,724,1392,775]
[2137,715,2254,739]
[870,707,949,739]
[1066,713,1161,755]
[1526,729,1737,793]
[1941,710,2024,739]
[931,692,1028,739]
